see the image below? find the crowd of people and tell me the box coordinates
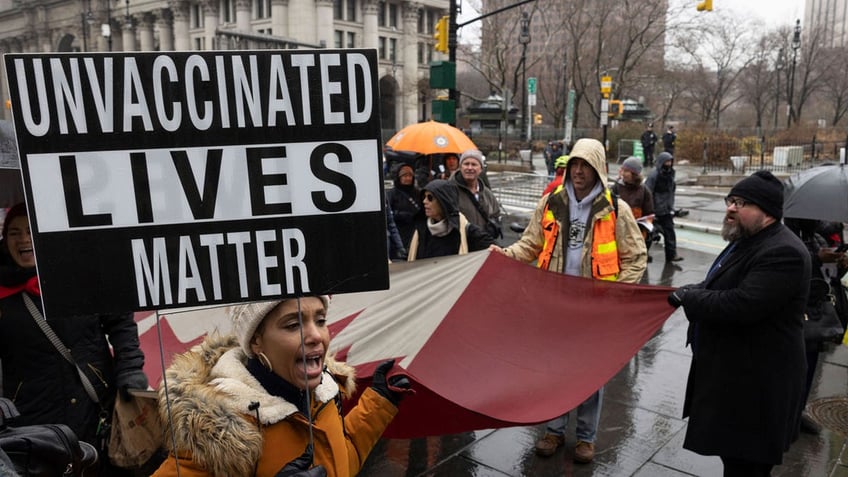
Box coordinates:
[3,125,847,476]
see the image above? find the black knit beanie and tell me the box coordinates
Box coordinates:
[728,170,784,219]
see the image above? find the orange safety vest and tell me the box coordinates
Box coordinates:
[537,186,620,281]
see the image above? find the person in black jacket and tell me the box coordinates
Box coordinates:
[407,180,494,261]
[0,203,148,475]
[668,171,810,476]
[386,163,421,250]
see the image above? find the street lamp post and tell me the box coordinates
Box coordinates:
[774,47,784,131]
[787,19,801,128]
[102,0,113,51]
[518,12,530,143]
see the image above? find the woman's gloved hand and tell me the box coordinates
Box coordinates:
[116,370,149,401]
[275,444,327,477]
[371,359,413,406]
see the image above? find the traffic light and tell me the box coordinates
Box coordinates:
[434,16,449,54]
[533,113,543,125]
[608,100,623,117]
[696,0,712,11]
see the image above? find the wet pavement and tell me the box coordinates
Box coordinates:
[360,158,848,476]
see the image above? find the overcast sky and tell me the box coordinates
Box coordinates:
[457,0,807,44]
[697,0,805,26]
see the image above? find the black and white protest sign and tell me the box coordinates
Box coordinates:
[4,50,389,316]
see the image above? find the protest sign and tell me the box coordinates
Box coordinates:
[4,49,388,315]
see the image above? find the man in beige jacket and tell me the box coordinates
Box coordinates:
[490,137,646,463]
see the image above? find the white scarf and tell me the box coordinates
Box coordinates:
[427,218,450,237]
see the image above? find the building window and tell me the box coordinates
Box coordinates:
[346,31,355,48]
[191,3,204,28]
[257,27,272,34]
[389,38,397,62]
[194,37,204,50]
[378,1,386,26]
[378,36,387,59]
[418,42,424,64]
[255,0,270,19]
[346,0,356,21]
[334,0,343,20]
[220,0,235,23]
[334,30,344,48]
[389,3,398,27]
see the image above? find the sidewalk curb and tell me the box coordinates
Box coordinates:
[676,219,722,236]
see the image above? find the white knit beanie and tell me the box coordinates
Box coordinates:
[231,296,330,357]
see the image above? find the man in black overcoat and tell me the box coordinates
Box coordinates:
[668,170,810,476]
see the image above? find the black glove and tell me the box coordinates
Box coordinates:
[668,286,690,308]
[116,370,149,401]
[396,248,408,261]
[371,359,412,406]
[275,444,327,477]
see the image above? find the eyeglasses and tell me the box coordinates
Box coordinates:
[724,196,749,208]
[399,172,413,178]
[423,193,436,202]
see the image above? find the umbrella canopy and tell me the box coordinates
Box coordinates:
[783,164,848,222]
[138,250,675,438]
[386,120,476,155]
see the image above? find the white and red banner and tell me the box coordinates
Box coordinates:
[4,50,389,315]
[137,251,676,438]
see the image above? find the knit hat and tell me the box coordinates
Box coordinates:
[554,155,569,169]
[621,156,643,174]
[728,170,784,219]
[459,149,484,167]
[231,296,330,357]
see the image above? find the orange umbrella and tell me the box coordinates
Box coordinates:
[386,120,477,155]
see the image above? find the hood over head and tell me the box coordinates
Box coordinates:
[655,152,673,169]
[391,162,416,189]
[565,138,607,190]
[422,179,461,228]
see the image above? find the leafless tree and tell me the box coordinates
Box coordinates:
[786,23,827,127]
[670,10,758,128]
[737,33,782,132]
[817,46,848,127]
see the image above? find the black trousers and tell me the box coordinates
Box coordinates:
[721,456,773,477]
[654,214,677,260]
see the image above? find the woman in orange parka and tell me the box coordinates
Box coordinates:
[153,296,408,477]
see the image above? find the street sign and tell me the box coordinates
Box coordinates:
[600,75,612,97]
[600,98,609,126]
[528,77,537,94]
[528,94,536,106]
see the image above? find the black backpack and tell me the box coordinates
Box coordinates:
[0,398,98,476]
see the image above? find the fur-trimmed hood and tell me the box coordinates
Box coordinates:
[157,334,357,476]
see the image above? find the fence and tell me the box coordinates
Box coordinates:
[696,138,846,174]
[487,173,548,210]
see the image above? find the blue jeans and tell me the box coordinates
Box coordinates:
[545,387,603,443]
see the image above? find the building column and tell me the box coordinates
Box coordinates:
[315,0,334,48]
[361,0,379,49]
[287,0,314,44]
[402,2,419,125]
[202,0,219,50]
[121,15,136,51]
[270,0,288,37]
[168,0,191,51]
[138,12,155,50]
[235,0,251,31]
[157,9,174,51]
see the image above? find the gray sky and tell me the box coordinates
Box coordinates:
[685,0,804,26]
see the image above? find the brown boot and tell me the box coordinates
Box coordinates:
[574,440,595,463]
[534,433,565,457]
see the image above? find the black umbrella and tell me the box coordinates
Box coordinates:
[783,164,848,222]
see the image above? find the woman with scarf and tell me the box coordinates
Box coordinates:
[153,296,409,476]
[0,203,148,474]
[406,179,494,261]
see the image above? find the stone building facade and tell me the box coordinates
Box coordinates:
[0,0,448,127]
